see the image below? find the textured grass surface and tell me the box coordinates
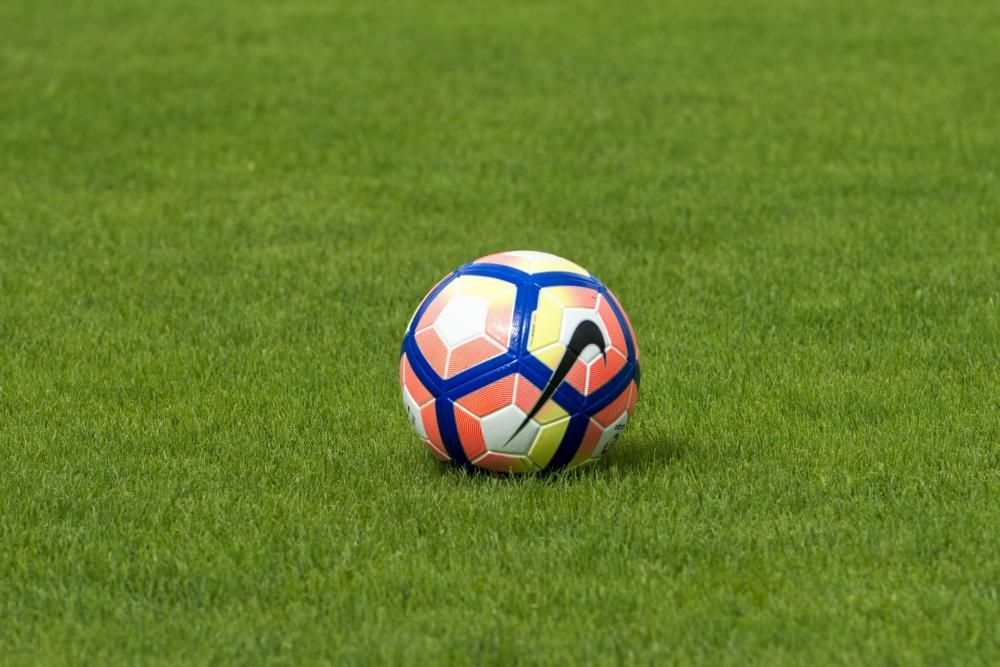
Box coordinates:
[2,0,999,664]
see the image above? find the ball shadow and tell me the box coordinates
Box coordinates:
[430,425,686,481]
[599,428,687,475]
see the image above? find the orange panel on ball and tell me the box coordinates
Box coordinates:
[446,337,504,378]
[457,375,516,417]
[454,406,487,459]
[606,289,639,360]
[565,358,588,394]
[401,354,433,406]
[626,380,639,416]
[597,296,628,354]
[414,328,449,378]
[586,347,627,395]
[569,420,604,467]
[514,376,541,413]
[421,403,443,452]
[593,384,632,428]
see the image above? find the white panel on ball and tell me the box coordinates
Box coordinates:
[481,404,539,455]
[401,386,428,440]
[435,294,488,347]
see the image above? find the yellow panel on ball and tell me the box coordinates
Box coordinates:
[458,275,516,299]
[532,343,565,371]
[526,294,563,353]
[528,418,570,469]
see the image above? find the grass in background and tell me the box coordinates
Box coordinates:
[1,0,998,663]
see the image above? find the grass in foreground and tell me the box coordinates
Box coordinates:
[1,0,999,663]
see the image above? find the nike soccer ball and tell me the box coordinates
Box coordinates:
[399,250,640,472]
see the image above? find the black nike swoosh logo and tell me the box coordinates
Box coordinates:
[508,319,607,442]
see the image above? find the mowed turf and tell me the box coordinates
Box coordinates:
[1,0,999,663]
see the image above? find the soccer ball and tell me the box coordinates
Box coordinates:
[399,250,640,472]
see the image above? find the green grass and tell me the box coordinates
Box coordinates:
[2,0,999,663]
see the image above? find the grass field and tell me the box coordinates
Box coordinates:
[2,0,999,663]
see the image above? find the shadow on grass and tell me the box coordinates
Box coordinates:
[431,426,687,481]
[601,429,687,475]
